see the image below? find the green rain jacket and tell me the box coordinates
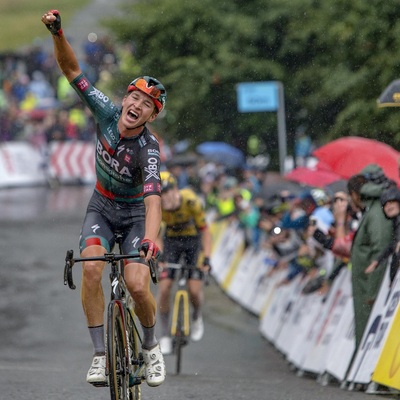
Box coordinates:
[350,164,393,348]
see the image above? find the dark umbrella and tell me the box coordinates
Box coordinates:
[377,79,400,108]
[196,141,245,168]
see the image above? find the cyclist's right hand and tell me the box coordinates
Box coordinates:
[139,238,161,261]
[42,10,63,36]
[201,257,212,273]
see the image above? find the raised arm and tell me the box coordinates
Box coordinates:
[41,10,82,82]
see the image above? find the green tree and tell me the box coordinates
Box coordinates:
[106,0,400,167]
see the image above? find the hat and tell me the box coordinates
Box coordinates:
[381,186,400,206]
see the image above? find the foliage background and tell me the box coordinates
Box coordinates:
[104,0,400,167]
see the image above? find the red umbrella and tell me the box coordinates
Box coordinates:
[285,166,342,187]
[313,136,400,184]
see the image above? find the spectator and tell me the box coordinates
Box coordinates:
[347,164,393,350]
[365,185,400,285]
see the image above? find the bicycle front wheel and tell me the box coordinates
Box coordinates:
[108,301,129,400]
[126,309,142,400]
[174,295,186,375]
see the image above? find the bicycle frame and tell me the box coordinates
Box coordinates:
[165,263,193,375]
[64,249,158,400]
[170,266,190,337]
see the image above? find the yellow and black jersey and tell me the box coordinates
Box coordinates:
[162,188,207,237]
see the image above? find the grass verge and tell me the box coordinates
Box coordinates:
[0,0,91,52]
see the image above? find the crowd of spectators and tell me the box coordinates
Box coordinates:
[0,36,120,145]
[163,157,400,353]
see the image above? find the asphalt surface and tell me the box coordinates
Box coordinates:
[0,185,392,400]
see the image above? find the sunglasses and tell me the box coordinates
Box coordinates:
[134,78,162,99]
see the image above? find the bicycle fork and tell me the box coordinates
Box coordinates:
[171,289,190,336]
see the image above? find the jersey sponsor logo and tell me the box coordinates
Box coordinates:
[148,148,160,157]
[107,125,117,142]
[117,145,125,156]
[144,157,159,181]
[88,87,110,103]
[91,224,100,234]
[76,76,90,92]
[132,236,140,248]
[156,183,161,193]
[97,141,132,177]
[144,183,154,193]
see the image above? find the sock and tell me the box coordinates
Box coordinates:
[141,323,158,349]
[89,325,105,356]
[192,307,202,321]
[159,311,170,337]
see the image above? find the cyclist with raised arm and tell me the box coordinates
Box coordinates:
[157,171,212,355]
[41,10,166,387]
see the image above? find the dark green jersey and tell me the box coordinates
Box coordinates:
[70,74,161,203]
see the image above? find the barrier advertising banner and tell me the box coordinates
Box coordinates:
[370,269,400,390]
[346,264,392,384]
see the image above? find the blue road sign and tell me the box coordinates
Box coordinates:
[236,81,279,113]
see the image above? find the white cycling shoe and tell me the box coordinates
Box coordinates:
[142,343,166,387]
[86,355,107,386]
[159,336,173,355]
[191,316,204,342]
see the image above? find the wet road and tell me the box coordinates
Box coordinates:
[0,186,388,400]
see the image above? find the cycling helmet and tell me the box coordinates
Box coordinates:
[127,76,167,113]
[299,188,329,207]
[310,188,329,206]
[160,171,177,192]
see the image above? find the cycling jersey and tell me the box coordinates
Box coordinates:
[162,188,207,237]
[160,188,207,280]
[70,73,161,203]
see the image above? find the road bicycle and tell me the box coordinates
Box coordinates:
[167,263,208,375]
[63,241,158,400]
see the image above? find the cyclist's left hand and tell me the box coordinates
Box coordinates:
[201,257,212,273]
[139,239,161,261]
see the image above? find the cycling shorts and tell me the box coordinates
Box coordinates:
[79,191,146,263]
[160,235,204,281]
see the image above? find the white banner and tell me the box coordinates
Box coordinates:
[259,274,303,344]
[211,221,245,285]
[300,267,352,374]
[0,142,46,187]
[347,262,399,384]
[325,298,355,381]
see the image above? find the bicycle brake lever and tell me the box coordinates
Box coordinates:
[64,250,76,290]
[149,259,159,285]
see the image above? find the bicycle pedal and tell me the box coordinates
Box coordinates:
[129,376,142,387]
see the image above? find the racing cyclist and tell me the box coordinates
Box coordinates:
[41,10,166,387]
[157,171,212,354]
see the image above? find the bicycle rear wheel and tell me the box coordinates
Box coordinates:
[126,309,142,400]
[108,301,129,400]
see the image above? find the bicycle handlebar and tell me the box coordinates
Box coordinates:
[64,249,159,290]
[159,262,211,286]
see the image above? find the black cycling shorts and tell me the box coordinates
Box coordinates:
[160,235,204,281]
[79,191,146,260]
